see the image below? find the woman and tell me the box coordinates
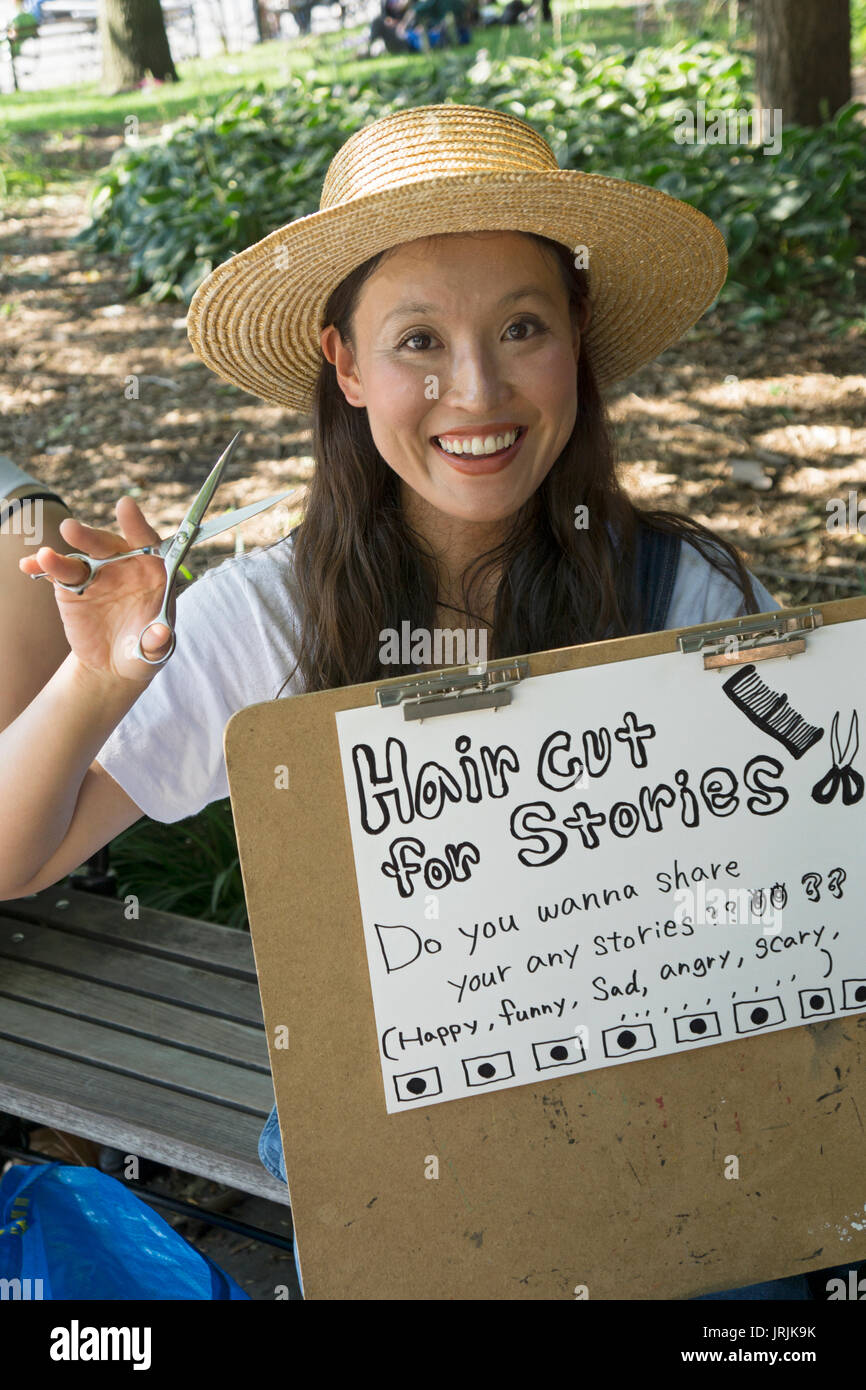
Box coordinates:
[4,104,799,1297]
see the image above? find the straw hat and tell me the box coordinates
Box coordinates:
[187,103,727,413]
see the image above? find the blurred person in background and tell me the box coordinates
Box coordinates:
[3,0,39,62]
[369,0,413,54]
[409,0,472,45]
[480,0,529,24]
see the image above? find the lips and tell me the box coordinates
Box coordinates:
[430,426,527,474]
[433,425,522,456]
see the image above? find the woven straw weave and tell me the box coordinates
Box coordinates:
[187,104,728,412]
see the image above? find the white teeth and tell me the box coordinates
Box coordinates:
[436,428,520,455]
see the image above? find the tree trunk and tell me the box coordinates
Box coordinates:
[99,0,179,94]
[754,0,850,126]
[251,0,266,42]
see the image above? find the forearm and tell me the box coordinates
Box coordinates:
[0,652,142,896]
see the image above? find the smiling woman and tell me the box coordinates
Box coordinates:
[2,103,786,1301]
[278,219,772,692]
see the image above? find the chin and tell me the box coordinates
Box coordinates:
[443,495,529,525]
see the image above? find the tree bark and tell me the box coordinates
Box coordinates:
[99,0,179,94]
[754,0,850,126]
[251,0,266,42]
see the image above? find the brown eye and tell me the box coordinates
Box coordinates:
[399,332,434,351]
[505,317,544,340]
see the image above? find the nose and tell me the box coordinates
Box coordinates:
[443,335,511,414]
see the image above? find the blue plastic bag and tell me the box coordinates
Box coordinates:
[0,1162,249,1299]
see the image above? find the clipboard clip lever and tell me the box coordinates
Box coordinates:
[377,658,530,721]
[678,607,823,670]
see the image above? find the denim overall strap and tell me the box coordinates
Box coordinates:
[632,520,681,633]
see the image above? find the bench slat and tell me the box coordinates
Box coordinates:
[0,1038,290,1206]
[0,997,273,1112]
[0,918,263,1024]
[0,959,270,1071]
[1,887,258,978]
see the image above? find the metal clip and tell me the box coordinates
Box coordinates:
[678,608,822,670]
[376,659,529,721]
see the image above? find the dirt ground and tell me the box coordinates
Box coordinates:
[1,173,864,1300]
[2,178,865,605]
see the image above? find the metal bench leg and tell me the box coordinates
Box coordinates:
[68,846,117,897]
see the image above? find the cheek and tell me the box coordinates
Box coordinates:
[529,343,578,450]
[533,341,578,411]
[364,361,430,447]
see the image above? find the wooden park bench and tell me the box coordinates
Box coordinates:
[0,876,291,1244]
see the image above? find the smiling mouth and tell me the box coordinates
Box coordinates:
[431,426,527,460]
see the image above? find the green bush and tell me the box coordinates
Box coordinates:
[76,40,866,326]
[107,799,248,929]
[0,126,47,200]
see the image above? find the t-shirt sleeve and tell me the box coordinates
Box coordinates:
[94,547,301,824]
[665,537,781,630]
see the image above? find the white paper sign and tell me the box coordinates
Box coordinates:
[335,620,866,1114]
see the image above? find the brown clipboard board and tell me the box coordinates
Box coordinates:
[224,595,866,1300]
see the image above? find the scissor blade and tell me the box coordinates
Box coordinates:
[185,490,298,547]
[180,431,243,537]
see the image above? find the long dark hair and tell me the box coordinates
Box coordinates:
[276,231,759,696]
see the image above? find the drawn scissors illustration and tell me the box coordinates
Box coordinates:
[29,433,294,666]
[811,709,864,806]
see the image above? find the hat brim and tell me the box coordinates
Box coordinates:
[187,169,728,413]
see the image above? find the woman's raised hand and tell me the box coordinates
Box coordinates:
[18,497,176,685]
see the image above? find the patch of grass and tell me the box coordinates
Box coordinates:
[1,0,748,139]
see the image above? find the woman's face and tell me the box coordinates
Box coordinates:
[321,231,586,526]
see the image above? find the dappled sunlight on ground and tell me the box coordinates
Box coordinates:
[1,185,864,606]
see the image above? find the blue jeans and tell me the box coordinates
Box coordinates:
[257,1103,858,1301]
[693,1275,813,1300]
[258,1103,303,1297]
[693,1261,865,1300]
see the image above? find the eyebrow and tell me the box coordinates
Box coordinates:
[381,285,557,327]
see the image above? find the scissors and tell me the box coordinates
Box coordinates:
[29,433,294,666]
[811,709,864,806]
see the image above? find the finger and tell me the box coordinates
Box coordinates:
[123,620,172,664]
[28,546,92,589]
[18,550,46,576]
[57,515,131,560]
[115,496,164,550]
[141,621,172,658]
[54,501,163,561]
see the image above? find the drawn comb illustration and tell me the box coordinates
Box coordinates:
[721,663,823,758]
[811,709,864,805]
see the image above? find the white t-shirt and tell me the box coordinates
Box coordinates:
[95,534,780,824]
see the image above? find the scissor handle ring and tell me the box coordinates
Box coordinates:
[134,621,177,666]
[53,554,97,595]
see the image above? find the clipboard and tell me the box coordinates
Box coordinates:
[225,595,866,1300]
